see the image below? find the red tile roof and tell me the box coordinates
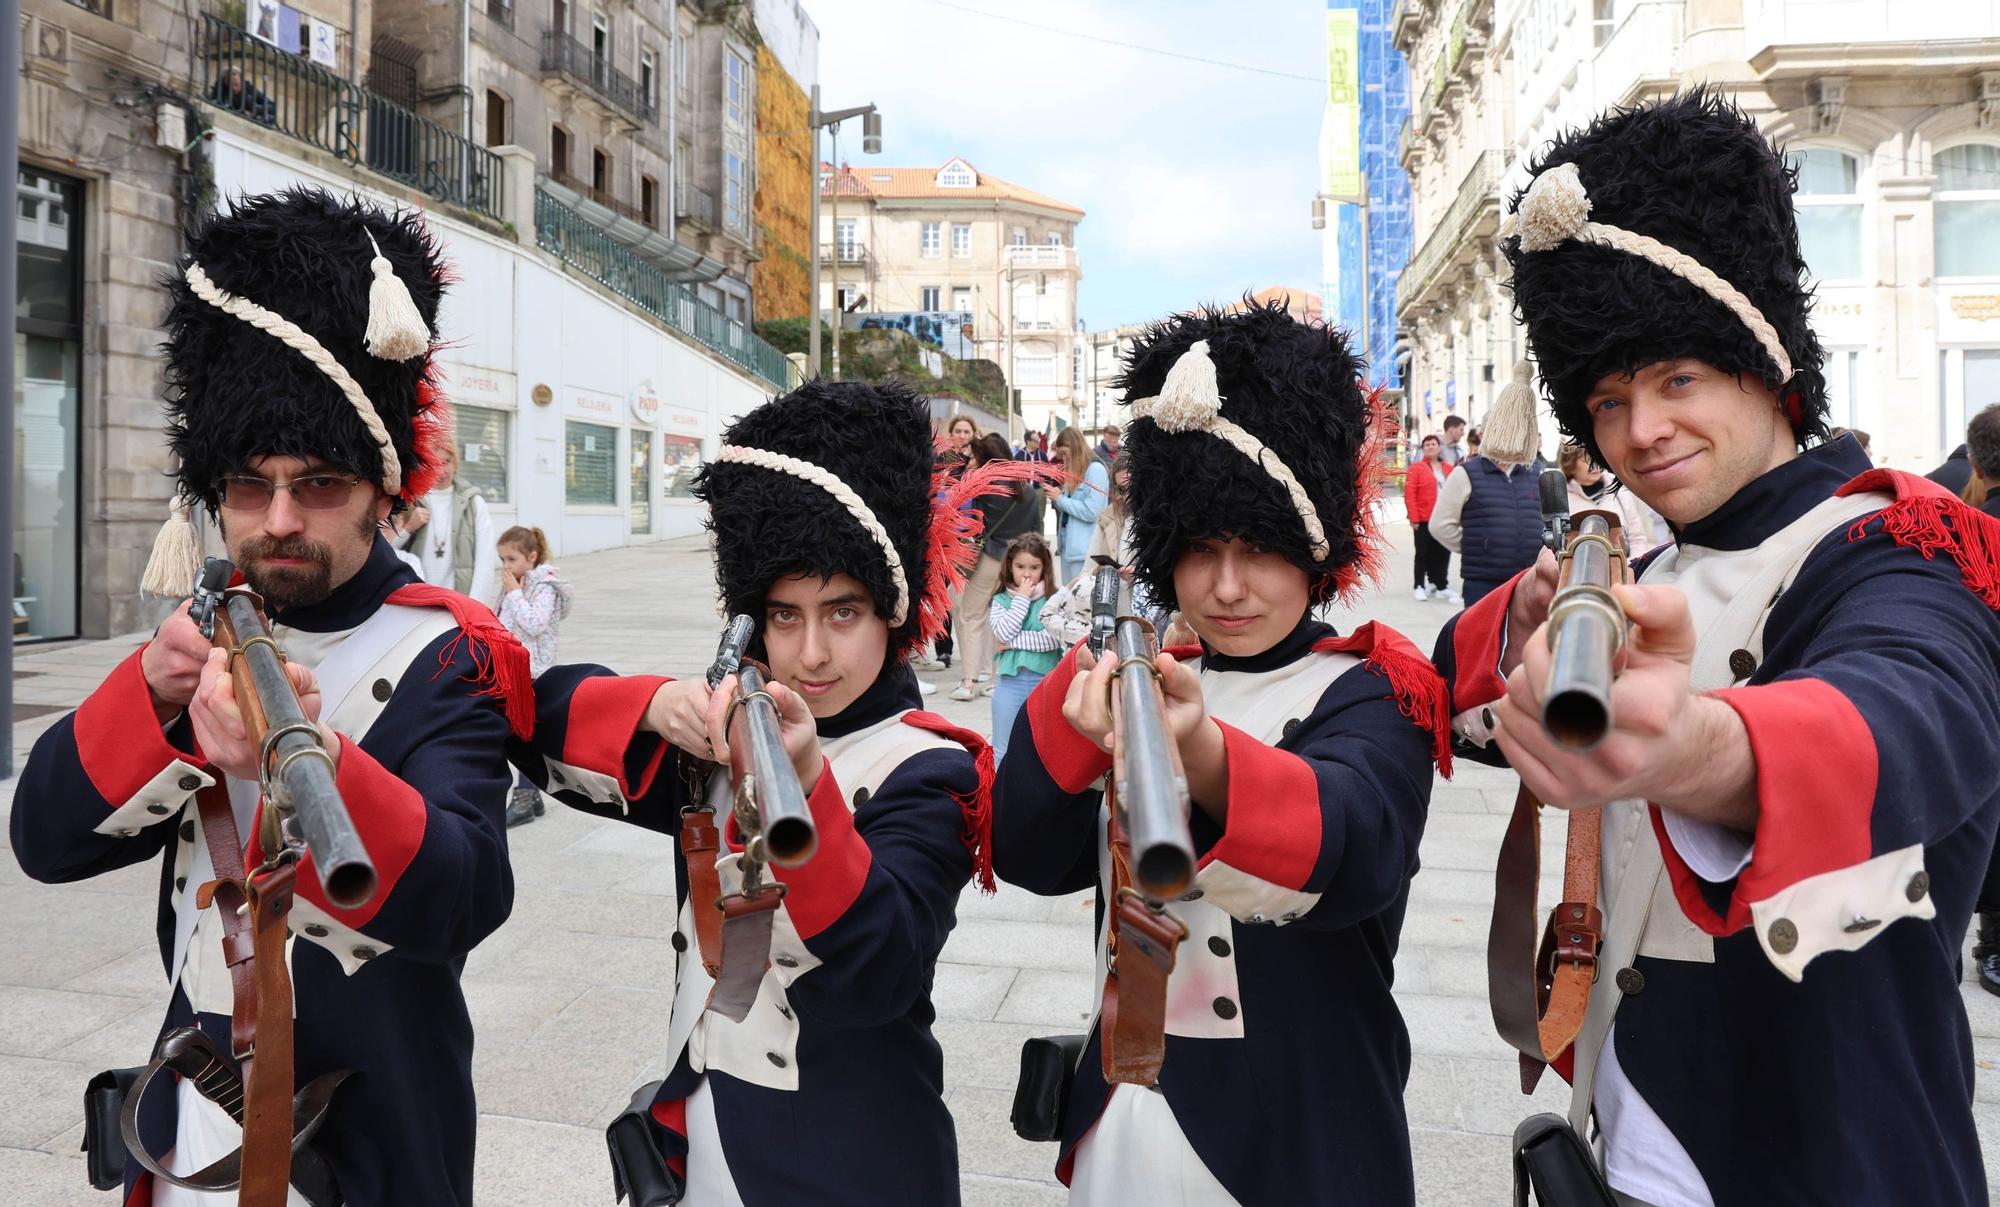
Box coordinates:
[819,161,1084,215]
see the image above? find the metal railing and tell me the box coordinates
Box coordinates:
[676,182,717,226]
[538,189,788,388]
[540,31,654,124]
[197,15,505,222]
[1402,149,1506,303]
[818,242,870,267]
[551,169,651,226]
[1002,244,1076,269]
[486,0,513,29]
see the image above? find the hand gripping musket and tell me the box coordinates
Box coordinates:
[1488,470,1630,1096]
[120,557,363,1206]
[681,614,815,1022]
[1090,563,1196,1086]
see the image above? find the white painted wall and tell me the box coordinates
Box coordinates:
[205,129,772,555]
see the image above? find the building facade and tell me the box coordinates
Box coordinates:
[818,158,1086,438]
[1395,0,2000,471]
[1323,0,1415,399]
[14,0,798,641]
[751,0,819,322]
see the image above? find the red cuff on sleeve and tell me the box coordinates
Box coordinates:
[562,674,672,798]
[1651,679,1878,935]
[279,736,429,928]
[648,1099,689,1179]
[76,646,206,806]
[1450,571,1523,713]
[1026,643,1113,793]
[1196,720,1321,891]
[771,760,872,940]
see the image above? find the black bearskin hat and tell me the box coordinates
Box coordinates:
[1504,88,1827,464]
[161,188,452,512]
[1115,299,1387,612]
[696,378,947,659]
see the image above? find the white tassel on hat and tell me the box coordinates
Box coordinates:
[1482,356,1543,467]
[362,231,430,361]
[1145,339,1224,433]
[140,497,201,599]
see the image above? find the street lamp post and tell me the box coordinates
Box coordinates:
[807,85,881,380]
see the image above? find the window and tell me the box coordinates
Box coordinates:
[1936,143,2000,278]
[565,421,618,505]
[1046,232,1062,246]
[836,219,857,259]
[721,49,751,234]
[937,161,975,188]
[551,125,570,178]
[676,29,689,98]
[1592,0,1616,48]
[837,287,856,312]
[1787,148,1862,282]
[1073,345,1084,391]
[725,49,748,129]
[640,48,656,116]
[454,405,511,503]
[951,223,971,257]
[484,90,508,147]
[725,151,745,231]
[1014,354,1056,386]
[921,222,941,258]
[1011,226,1027,246]
[630,430,654,534]
[921,286,941,311]
[637,175,656,226]
[14,169,82,641]
[552,0,568,34]
[663,434,703,497]
[951,286,972,312]
[591,12,610,66]
[593,148,610,195]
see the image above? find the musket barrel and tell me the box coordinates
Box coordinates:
[1541,515,1624,752]
[733,663,816,866]
[1112,618,1194,897]
[222,594,375,907]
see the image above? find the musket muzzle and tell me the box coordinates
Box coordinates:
[1112,619,1194,898]
[1540,516,1625,752]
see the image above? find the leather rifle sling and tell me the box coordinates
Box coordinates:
[1099,789,1183,1086]
[680,770,727,977]
[682,767,784,1024]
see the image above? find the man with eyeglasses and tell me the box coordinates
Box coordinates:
[10,190,530,1207]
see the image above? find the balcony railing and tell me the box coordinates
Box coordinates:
[676,182,717,226]
[540,31,654,124]
[1002,244,1077,269]
[197,15,504,222]
[1400,149,1506,306]
[538,189,788,388]
[486,0,512,29]
[551,169,652,226]
[819,243,871,268]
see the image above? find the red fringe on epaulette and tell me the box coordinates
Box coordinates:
[1315,622,1452,778]
[1329,387,1398,604]
[386,583,535,739]
[901,709,998,893]
[1837,468,2000,610]
[915,449,1063,652]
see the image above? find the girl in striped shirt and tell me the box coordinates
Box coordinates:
[987,533,1065,761]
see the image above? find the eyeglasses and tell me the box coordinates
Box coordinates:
[217,473,363,511]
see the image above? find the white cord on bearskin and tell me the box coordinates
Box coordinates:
[714,444,911,627]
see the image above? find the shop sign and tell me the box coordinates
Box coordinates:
[631,379,662,426]
[1950,294,2000,322]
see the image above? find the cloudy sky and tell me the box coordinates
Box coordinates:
[808,0,1328,329]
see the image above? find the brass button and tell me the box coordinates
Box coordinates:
[774,954,798,968]
[853,788,871,808]
[1207,936,1230,958]
[1767,918,1798,955]
[177,775,201,792]
[180,820,196,843]
[304,924,330,938]
[1615,967,1644,995]
[352,946,378,961]
[670,932,688,952]
[1282,719,1300,737]
[147,804,170,815]
[766,1052,787,1068]
[1212,997,1238,1020]
[175,877,186,891]
[1728,649,1757,680]
[1907,871,1931,902]
[371,678,393,702]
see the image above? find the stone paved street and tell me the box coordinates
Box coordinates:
[2,523,1998,1204]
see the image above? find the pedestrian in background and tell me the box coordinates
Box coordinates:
[953,433,1040,701]
[1930,436,1974,496]
[1559,442,1662,559]
[1440,413,1468,465]
[1403,433,1455,601]
[986,533,1064,760]
[410,443,499,606]
[1047,426,1111,585]
[496,525,573,827]
[1093,422,1121,474]
[1430,436,1541,606]
[1829,425,1873,462]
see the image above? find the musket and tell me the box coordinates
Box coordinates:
[1535,470,1630,752]
[191,557,375,907]
[707,614,815,869]
[1091,563,1194,899]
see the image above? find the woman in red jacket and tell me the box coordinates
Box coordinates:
[1403,433,1455,601]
